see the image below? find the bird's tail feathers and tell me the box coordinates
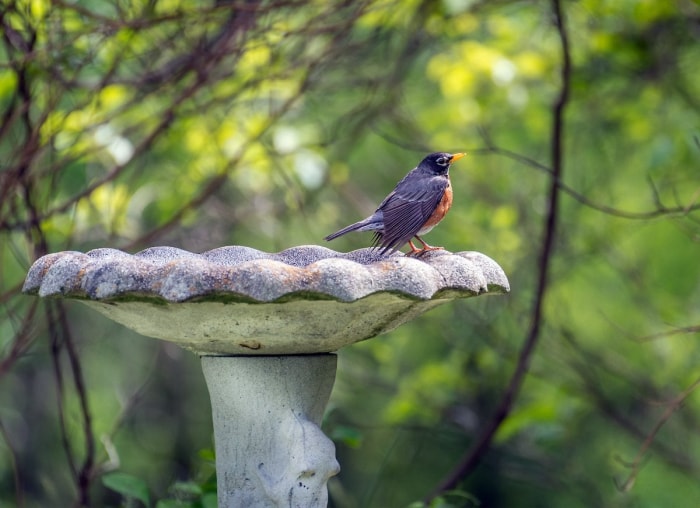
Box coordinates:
[324,218,381,241]
[373,233,404,255]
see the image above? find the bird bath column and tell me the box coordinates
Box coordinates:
[23,245,509,507]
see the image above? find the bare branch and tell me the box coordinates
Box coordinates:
[48,303,79,484]
[47,301,96,507]
[0,419,24,507]
[427,0,572,497]
[0,301,38,378]
[617,375,700,491]
[635,324,700,342]
[477,145,700,220]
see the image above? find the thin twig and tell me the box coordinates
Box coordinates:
[58,304,95,507]
[48,302,78,482]
[0,419,24,507]
[0,299,38,376]
[636,324,700,342]
[617,375,700,492]
[561,330,696,474]
[475,145,700,220]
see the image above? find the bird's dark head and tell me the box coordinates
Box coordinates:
[419,152,466,175]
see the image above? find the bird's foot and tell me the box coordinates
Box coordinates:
[406,245,444,257]
[406,236,444,257]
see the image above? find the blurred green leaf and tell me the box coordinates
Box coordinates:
[331,425,364,448]
[168,481,202,500]
[102,472,151,507]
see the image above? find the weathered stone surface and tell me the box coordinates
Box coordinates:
[24,245,509,301]
[23,245,509,355]
[202,355,339,508]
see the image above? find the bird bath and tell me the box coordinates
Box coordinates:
[23,245,509,507]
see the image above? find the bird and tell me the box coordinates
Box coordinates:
[324,151,466,256]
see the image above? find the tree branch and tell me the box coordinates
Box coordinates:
[0,418,24,507]
[474,145,700,220]
[48,301,95,507]
[426,0,572,498]
[617,374,700,491]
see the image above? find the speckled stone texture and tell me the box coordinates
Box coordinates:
[23,246,509,355]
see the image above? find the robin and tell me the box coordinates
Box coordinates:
[324,151,466,255]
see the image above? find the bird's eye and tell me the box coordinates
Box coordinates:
[436,157,448,166]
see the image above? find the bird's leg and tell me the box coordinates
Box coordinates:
[406,236,444,257]
[406,239,422,256]
[413,235,444,256]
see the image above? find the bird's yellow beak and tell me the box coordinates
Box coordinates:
[450,152,466,163]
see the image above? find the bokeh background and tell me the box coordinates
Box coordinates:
[1,0,700,506]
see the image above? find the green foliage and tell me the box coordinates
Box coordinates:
[103,472,151,507]
[155,480,217,508]
[102,471,217,508]
[1,0,700,507]
[406,488,481,508]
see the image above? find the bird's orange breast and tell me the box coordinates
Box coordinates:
[420,179,453,233]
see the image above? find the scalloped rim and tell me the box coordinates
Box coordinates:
[22,245,510,303]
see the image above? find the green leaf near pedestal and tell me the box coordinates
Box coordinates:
[102,472,151,508]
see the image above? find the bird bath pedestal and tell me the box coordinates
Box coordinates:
[23,245,509,507]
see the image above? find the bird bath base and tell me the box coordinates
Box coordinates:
[202,354,339,507]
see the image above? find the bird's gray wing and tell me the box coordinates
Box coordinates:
[374,176,448,253]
